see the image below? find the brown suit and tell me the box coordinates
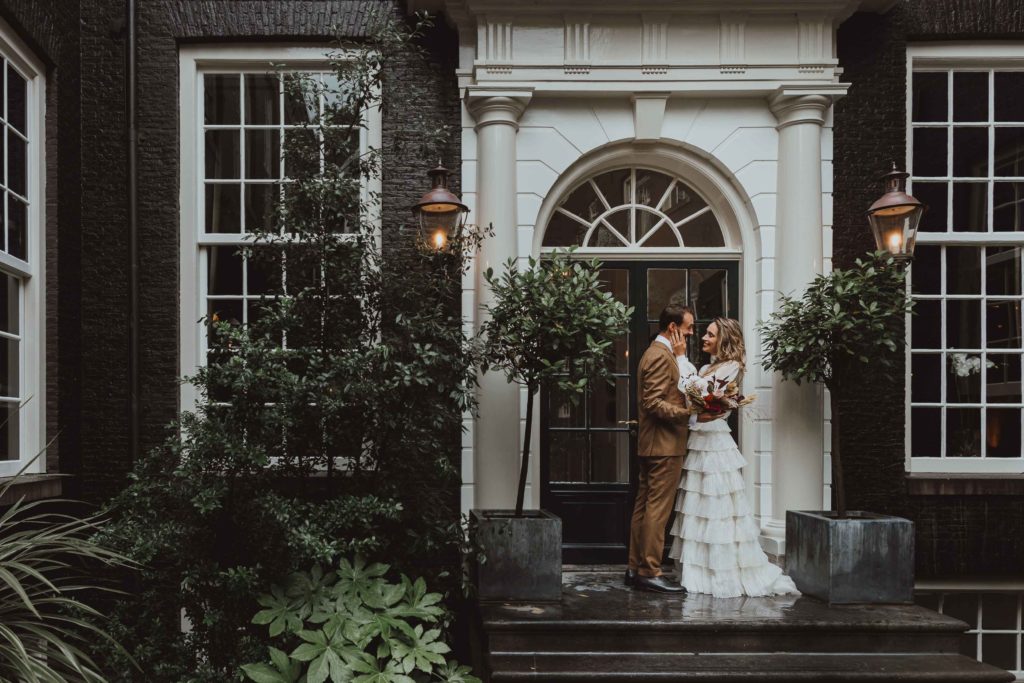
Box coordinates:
[629,340,690,577]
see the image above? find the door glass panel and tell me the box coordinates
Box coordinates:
[689,269,729,320]
[599,269,630,372]
[646,269,688,319]
[549,431,588,483]
[591,432,630,483]
[590,377,629,429]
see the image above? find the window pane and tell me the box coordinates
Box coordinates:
[993,182,1024,232]
[988,409,1022,457]
[948,299,981,348]
[543,211,586,247]
[944,593,979,627]
[284,128,319,179]
[952,182,988,232]
[911,245,941,294]
[559,180,601,224]
[245,129,281,180]
[7,130,25,196]
[635,169,673,209]
[911,407,941,457]
[588,222,627,248]
[205,130,240,179]
[204,74,240,125]
[245,184,278,233]
[953,127,989,177]
[548,386,585,428]
[982,594,1020,629]
[283,73,318,125]
[690,269,729,320]
[207,299,244,339]
[911,353,941,403]
[0,402,19,461]
[679,210,725,247]
[0,337,18,397]
[948,353,981,403]
[947,247,981,294]
[947,408,982,457]
[987,246,1021,295]
[204,184,241,233]
[244,74,280,125]
[994,128,1024,177]
[647,268,688,320]
[953,72,988,122]
[995,72,1024,122]
[0,274,16,334]
[987,300,1022,349]
[663,183,709,225]
[208,246,243,295]
[914,183,948,231]
[590,377,629,429]
[987,354,1022,404]
[6,196,26,261]
[592,168,630,207]
[598,269,629,372]
[247,246,283,296]
[913,128,948,177]
[548,431,587,483]
[912,72,948,122]
[5,65,26,134]
[638,220,677,248]
[912,299,941,349]
[323,128,360,174]
[590,431,629,483]
[981,634,1017,671]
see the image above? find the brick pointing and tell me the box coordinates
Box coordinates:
[835,1,1024,578]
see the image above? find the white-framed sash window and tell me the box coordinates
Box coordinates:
[178,45,381,411]
[907,44,1024,475]
[0,17,45,477]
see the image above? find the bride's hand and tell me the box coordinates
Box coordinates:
[669,328,687,357]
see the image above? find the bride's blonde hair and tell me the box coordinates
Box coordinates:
[711,317,746,368]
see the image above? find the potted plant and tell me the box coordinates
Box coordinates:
[475,249,631,601]
[759,252,915,604]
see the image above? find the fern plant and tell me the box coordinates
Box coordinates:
[0,462,135,682]
[241,558,479,683]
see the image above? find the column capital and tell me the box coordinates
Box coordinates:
[768,86,844,129]
[466,90,533,131]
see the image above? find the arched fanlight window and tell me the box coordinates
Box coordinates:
[542,167,725,249]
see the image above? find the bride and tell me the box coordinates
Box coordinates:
[666,317,799,598]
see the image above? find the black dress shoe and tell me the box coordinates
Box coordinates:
[635,575,687,594]
[624,569,637,587]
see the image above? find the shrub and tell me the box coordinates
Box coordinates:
[240,559,479,683]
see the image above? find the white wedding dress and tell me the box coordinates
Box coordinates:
[667,359,799,598]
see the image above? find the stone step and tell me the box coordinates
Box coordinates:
[488,652,1015,682]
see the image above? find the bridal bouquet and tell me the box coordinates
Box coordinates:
[682,374,755,417]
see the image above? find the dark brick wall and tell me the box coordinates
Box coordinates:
[0,0,82,477]
[835,1,1024,578]
[0,0,459,501]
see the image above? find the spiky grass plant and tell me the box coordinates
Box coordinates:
[0,444,135,682]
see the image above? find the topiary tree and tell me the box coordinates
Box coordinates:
[481,250,631,517]
[759,252,913,518]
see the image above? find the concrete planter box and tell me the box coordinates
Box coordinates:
[471,509,562,602]
[786,510,914,605]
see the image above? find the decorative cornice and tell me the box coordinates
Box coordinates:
[563,14,591,74]
[478,15,513,73]
[719,14,746,74]
[466,91,533,130]
[641,14,669,74]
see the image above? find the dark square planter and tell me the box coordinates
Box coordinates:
[471,509,562,602]
[786,510,914,605]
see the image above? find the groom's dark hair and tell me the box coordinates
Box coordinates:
[658,304,694,332]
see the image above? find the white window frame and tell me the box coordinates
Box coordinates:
[0,16,46,478]
[906,43,1024,476]
[178,44,382,413]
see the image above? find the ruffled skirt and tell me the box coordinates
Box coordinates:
[668,420,800,598]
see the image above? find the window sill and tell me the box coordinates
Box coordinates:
[0,474,71,506]
[906,473,1024,496]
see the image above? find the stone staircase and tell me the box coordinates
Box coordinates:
[475,571,1014,682]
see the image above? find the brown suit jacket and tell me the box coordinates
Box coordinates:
[636,340,690,457]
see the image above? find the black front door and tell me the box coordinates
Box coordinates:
[540,260,739,564]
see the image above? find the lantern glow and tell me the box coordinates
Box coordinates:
[412,164,469,251]
[866,163,924,263]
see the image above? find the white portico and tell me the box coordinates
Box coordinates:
[412,0,861,558]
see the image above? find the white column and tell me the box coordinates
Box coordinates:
[466,92,531,510]
[762,90,832,555]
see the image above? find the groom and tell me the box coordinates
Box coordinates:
[626,304,694,594]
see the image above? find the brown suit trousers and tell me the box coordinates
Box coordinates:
[628,341,690,577]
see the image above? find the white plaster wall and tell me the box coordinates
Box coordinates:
[461,93,837,530]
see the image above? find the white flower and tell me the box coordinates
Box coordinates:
[950,353,993,377]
